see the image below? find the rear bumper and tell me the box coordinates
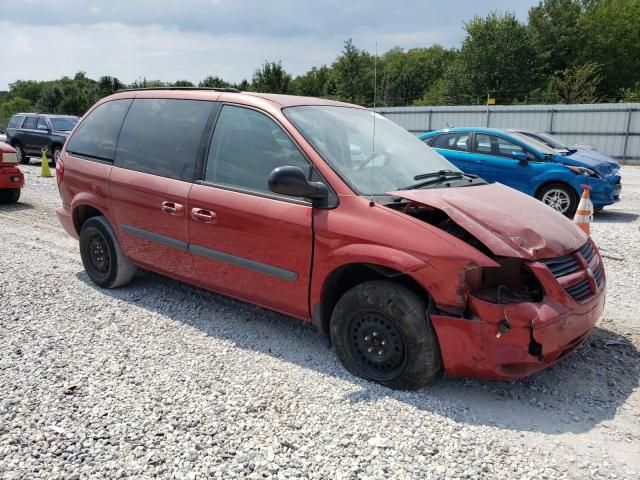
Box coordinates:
[56,203,78,240]
[431,284,604,380]
[0,166,24,189]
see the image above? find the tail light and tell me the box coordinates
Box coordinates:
[56,156,64,185]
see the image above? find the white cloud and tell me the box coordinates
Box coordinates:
[0,20,455,89]
[0,0,535,90]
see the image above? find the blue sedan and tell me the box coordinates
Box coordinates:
[419,128,622,216]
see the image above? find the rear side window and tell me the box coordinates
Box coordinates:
[8,116,24,128]
[115,98,213,181]
[204,105,310,194]
[23,117,38,129]
[67,99,132,162]
[431,133,470,152]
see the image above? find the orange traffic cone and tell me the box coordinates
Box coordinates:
[40,148,53,178]
[573,184,593,235]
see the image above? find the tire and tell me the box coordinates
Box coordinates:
[330,280,442,390]
[594,206,604,214]
[0,188,20,204]
[14,143,29,165]
[536,183,578,217]
[79,216,136,288]
[51,146,61,166]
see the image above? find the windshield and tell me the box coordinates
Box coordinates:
[49,117,78,131]
[508,131,557,155]
[284,106,459,195]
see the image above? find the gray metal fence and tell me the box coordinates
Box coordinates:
[376,103,640,164]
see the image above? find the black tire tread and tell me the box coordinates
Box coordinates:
[79,216,135,288]
[330,280,442,390]
[0,188,20,203]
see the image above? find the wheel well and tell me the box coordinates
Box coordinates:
[313,263,429,336]
[534,180,578,200]
[73,205,104,235]
[50,143,63,152]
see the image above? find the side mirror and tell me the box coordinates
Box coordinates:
[268,166,328,201]
[512,151,528,165]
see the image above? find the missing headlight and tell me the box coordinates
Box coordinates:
[465,258,543,304]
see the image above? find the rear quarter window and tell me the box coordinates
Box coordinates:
[67,99,133,162]
[8,116,24,129]
[115,98,214,181]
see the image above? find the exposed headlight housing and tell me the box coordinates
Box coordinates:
[465,259,543,304]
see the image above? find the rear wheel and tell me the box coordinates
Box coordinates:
[79,216,136,288]
[330,280,442,390]
[536,183,577,217]
[0,188,20,203]
[14,143,28,165]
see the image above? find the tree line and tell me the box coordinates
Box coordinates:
[1,0,639,126]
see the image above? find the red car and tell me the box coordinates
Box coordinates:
[56,89,605,389]
[0,141,24,203]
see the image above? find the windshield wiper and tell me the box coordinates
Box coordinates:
[401,170,479,190]
[413,169,468,181]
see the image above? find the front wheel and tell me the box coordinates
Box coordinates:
[330,280,442,390]
[79,216,136,288]
[0,188,20,203]
[536,183,577,217]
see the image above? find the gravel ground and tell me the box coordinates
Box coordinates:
[1,163,639,480]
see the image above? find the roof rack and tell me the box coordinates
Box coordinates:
[116,87,241,93]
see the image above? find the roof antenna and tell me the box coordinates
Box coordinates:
[369,42,378,207]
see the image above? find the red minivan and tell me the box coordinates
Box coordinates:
[56,88,605,389]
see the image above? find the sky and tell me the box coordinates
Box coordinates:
[0,0,537,90]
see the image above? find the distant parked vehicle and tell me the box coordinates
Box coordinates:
[513,130,595,153]
[5,113,79,165]
[420,128,621,216]
[0,142,25,203]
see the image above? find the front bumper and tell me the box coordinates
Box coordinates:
[431,248,606,380]
[586,174,621,207]
[0,166,25,190]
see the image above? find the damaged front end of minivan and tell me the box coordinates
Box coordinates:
[389,183,606,380]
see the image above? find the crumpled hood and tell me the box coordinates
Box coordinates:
[562,149,620,177]
[389,183,587,261]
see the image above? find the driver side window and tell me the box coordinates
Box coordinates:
[475,134,525,159]
[205,105,311,195]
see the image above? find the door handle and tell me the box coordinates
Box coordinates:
[191,208,217,224]
[162,201,184,216]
